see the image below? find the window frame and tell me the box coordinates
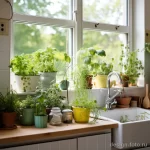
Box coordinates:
[11,0,132,69]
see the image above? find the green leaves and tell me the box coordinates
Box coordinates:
[84,56,91,64]
[96,50,106,56]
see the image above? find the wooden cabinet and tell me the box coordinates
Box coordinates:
[2,133,111,150]
[78,133,111,150]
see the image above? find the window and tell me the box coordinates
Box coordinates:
[12,0,130,82]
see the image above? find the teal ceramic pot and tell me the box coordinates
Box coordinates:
[21,108,35,126]
[34,115,48,128]
[40,72,57,90]
[59,80,69,90]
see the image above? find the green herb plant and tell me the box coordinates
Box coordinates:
[72,65,105,123]
[77,47,107,76]
[35,94,47,116]
[3,90,19,112]
[36,83,65,109]
[18,95,35,109]
[119,44,144,84]
[34,47,71,73]
[10,53,39,92]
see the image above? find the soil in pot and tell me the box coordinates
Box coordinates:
[2,112,16,128]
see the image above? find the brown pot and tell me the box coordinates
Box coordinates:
[116,97,131,105]
[0,112,3,128]
[86,75,93,89]
[2,112,16,128]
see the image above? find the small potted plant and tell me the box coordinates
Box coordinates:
[93,61,113,88]
[34,47,71,90]
[77,47,107,88]
[2,90,19,128]
[17,95,35,126]
[34,94,48,128]
[119,45,144,87]
[36,83,65,117]
[10,53,40,92]
[72,65,103,123]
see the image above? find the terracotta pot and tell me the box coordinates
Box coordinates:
[86,75,93,89]
[121,74,129,87]
[116,97,131,105]
[2,112,16,128]
[122,81,129,87]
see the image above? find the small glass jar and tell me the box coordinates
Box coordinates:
[49,107,62,125]
[62,109,73,123]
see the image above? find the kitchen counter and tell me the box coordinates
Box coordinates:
[0,119,118,148]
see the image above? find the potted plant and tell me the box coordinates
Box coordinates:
[77,47,107,88]
[72,65,102,123]
[10,53,40,92]
[17,95,35,126]
[36,83,65,117]
[93,61,113,88]
[119,45,144,87]
[34,47,71,90]
[2,90,19,128]
[59,66,71,90]
[34,94,48,128]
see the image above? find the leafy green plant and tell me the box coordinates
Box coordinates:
[72,65,105,123]
[18,95,35,109]
[34,47,71,73]
[119,44,144,84]
[3,90,19,112]
[36,83,65,109]
[77,47,106,75]
[10,53,38,76]
[35,94,47,116]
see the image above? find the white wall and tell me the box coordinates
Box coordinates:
[0,0,11,94]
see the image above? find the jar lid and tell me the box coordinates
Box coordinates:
[62,109,72,113]
[51,107,61,113]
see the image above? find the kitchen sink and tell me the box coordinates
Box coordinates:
[100,108,150,149]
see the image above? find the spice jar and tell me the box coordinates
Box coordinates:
[49,107,62,125]
[62,109,73,123]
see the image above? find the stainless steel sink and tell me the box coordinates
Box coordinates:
[100,108,150,149]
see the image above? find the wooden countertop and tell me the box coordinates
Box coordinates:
[0,119,118,146]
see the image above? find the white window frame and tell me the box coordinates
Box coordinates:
[11,0,132,66]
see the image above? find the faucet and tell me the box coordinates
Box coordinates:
[105,72,123,110]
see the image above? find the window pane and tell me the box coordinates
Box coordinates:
[13,23,70,81]
[13,0,71,20]
[83,30,126,71]
[83,0,127,25]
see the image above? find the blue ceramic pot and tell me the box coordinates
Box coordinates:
[34,115,48,128]
[59,80,69,90]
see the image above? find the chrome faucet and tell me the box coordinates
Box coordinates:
[105,72,123,110]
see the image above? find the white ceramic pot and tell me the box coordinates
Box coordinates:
[14,75,40,92]
[40,72,57,90]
